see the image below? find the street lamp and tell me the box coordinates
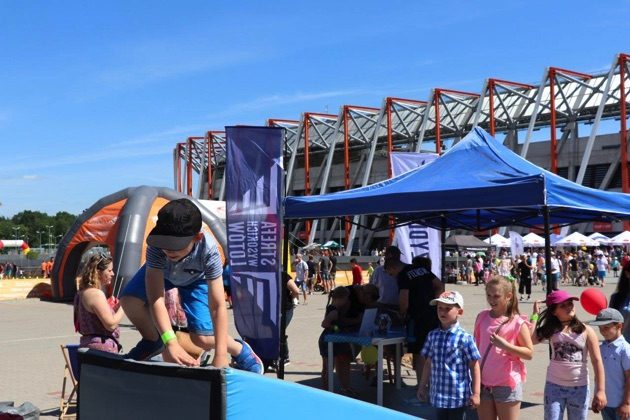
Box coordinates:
[36,231,43,249]
[12,226,21,241]
[46,225,54,251]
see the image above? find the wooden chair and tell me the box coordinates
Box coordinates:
[59,344,80,419]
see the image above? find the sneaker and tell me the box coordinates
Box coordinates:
[125,338,164,361]
[233,339,264,374]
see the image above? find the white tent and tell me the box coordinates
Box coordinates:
[554,232,599,247]
[588,232,610,245]
[522,232,545,247]
[550,233,565,246]
[609,231,630,246]
[483,234,510,248]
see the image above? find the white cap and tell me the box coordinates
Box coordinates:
[430,290,464,308]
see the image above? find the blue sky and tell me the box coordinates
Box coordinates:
[1,0,629,217]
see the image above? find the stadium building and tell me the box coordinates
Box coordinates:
[174,53,630,255]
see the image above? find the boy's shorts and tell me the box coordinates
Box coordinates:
[480,382,522,403]
[121,265,214,335]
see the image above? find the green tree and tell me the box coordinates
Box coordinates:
[3,210,77,249]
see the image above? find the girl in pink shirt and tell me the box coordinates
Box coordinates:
[474,276,533,420]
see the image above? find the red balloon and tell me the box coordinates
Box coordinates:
[580,288,608,315]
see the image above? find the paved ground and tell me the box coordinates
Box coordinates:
[0,276,618,418]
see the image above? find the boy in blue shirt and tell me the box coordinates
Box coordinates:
[588,308,630,420]
[418,290,481,420]
[120,198,263,373]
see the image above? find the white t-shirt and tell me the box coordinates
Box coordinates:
[369,265,399,306]
[596,256,608,272]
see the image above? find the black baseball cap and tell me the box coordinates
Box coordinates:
[146,198,202,251]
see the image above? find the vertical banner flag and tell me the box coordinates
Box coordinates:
[225,126,284,361]
[509,231,524,258]
[390,152,441,278]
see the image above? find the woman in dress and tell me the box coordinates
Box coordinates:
[74,254,124,353]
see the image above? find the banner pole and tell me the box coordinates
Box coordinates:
[278,220,290,379]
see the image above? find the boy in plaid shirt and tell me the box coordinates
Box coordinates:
[418,290,481,420]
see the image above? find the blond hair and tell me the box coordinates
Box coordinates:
[79,254,113,291]
[485,275,520,317]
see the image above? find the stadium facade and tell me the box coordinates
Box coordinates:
[174,53,630,255]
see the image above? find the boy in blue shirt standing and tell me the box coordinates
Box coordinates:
[588,308,630,420]
[418,290,481,420]
[120,198,263,373]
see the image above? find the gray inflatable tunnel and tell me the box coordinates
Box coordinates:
[50,185,227,301]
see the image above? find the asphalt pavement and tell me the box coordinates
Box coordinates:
[0,275,618,419]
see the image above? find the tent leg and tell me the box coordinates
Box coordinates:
[543,206,552,297]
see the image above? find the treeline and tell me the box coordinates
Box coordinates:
[0,210,77,250]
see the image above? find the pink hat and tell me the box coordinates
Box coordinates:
[546,290,579,306]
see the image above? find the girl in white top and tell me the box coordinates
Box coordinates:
[531,290,606,420]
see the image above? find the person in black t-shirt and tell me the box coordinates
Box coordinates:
[385,256,443,387]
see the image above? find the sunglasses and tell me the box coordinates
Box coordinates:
[96,253,111,265]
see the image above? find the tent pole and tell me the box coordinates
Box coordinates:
[441,215,447,282]
[543,206,552,296]
[278,220,290,379]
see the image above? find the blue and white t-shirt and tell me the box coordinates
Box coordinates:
[146,231,223,286]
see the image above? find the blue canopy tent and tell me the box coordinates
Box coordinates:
[284,127,630,286]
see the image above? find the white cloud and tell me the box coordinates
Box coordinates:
[204,89,364,121]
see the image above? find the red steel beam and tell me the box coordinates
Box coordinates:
[303,114,312,236]
[206,131,214,200]
[620,54,630,231]
[267,118,299,126]
[205,131,225,199]
[620,55,630,194]
[343,106,351,242]
[388,97,427,105]
[176,142,185,193]
[385,98,427,244]
[549,69,558,173]
[186,137,204,197]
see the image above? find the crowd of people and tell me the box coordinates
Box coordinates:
[0,256,53,279]
[67,202,630,420]
[445,247,627,296]
[0,261,22,279]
